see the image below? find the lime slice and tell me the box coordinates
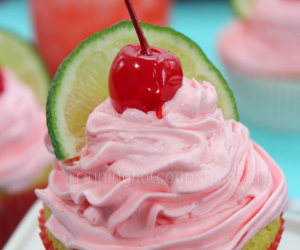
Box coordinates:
[47,21,239,160]
[231,0,258,18]
[0,30,50,105]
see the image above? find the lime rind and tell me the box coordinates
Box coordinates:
[0,29,50,105]
[47,21,238,160]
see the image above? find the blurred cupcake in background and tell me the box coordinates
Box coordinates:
[0,30,52,248]
[218,0,300,131]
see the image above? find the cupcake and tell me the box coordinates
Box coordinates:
[0,30,52,247]
[218,0,300,131]
[36,7,287,249]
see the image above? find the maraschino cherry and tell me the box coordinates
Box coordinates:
[0,69,4,94]
[109,0,183,118]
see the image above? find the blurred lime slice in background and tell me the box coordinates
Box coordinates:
[231,0,259,18]
[0,30,50,105]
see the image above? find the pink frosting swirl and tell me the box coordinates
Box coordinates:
[37,78,287,250]
[0,69,51,194]
[219,0,300,76]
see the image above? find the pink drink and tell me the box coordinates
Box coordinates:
[29,0,173,76]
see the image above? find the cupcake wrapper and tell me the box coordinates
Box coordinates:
[224,66,300,132]
[0,190,40,249]
[38,207,285,250]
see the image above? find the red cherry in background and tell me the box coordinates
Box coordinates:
[0,69,4,94]
[109,0,183,118]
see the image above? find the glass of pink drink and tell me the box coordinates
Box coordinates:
[29,0,173,76]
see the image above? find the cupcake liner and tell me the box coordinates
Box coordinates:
[0,190,39,248]
[38,207,285,250]
[0,165,51,248]
[224,65,300,132]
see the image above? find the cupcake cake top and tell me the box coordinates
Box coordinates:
[37,78,287,250]
[0,69,51,195]
[219,0,300,76]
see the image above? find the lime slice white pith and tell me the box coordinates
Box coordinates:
[47,21,239,160]
[0,30,50,105]
[231,0,259,18]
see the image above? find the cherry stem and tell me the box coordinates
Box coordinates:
[124,0,152,56]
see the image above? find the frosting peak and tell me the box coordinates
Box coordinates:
[0,69,51,194]
[37,78,287,250]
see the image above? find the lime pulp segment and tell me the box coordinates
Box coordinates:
[47,21,239,160]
